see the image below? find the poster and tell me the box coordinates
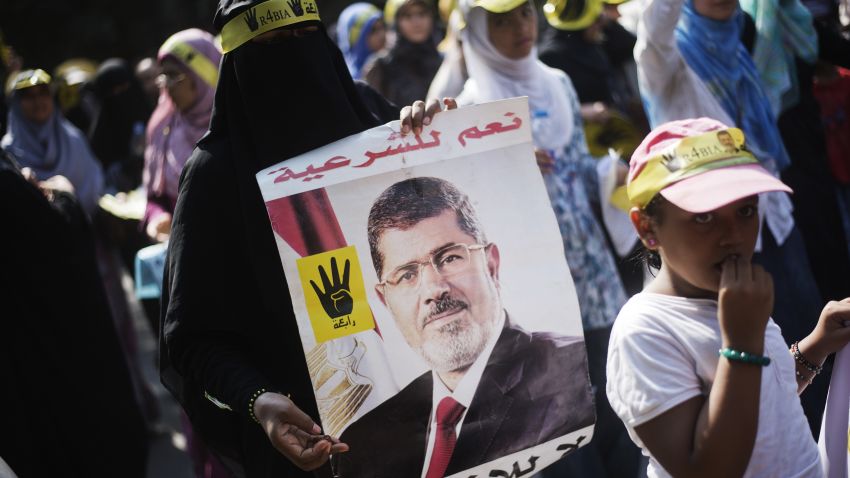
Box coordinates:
[256,98,594,478]
[819,345,850,477]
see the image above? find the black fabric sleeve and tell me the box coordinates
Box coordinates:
[603,22,638,67]
[162,149,277,420]
[816,20,850,69]
[355,79,401,124]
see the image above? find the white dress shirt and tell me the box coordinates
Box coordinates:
[420,311,507,478]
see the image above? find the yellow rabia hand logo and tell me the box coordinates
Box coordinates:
[310,257,354,319]
[297,246,375,342]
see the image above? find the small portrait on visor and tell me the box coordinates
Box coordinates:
[716,130,739,155]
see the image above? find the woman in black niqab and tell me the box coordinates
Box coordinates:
[160,1,388,476]
[86,58,151,192]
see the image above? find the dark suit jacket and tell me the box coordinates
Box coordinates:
[336,319,595,478]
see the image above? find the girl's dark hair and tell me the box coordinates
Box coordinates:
[631,194,665,273]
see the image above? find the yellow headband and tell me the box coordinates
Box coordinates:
[220,0,321,53]
[161,37,220,88]
[627,128,759,209]
[11,69,52,91]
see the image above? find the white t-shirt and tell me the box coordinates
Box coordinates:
[606,292,822,478]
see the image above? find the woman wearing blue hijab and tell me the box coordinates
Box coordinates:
[675,2,791,173]
[2,69,104,216]
[336,3,387,79]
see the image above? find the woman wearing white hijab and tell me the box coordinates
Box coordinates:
[457,0,627,333]
[455,4,635,473]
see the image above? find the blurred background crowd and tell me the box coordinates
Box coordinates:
[1,0,849,476]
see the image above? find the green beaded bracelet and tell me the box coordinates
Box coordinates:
[718,347,771,366]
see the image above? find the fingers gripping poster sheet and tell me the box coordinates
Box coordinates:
[256,97,595,478]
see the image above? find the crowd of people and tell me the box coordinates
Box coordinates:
[2,0,850,476]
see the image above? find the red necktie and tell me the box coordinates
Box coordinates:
[425,397,467,478]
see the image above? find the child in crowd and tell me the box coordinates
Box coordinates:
[606,117,850,477]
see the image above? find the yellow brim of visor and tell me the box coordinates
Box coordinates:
[627,128,759,209]
[543,0,603,30]
[220,0,321,53]
[12,69,52,91]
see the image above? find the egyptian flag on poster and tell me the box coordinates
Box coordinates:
[819,345,850,477]
[265,191,399,437]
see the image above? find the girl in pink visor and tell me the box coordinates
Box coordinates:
[605,117,850,478]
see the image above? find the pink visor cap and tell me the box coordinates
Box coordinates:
[627,117,792,213]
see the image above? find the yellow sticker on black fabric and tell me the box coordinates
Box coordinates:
[297,246,374,343]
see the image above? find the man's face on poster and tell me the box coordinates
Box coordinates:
[717,131,736,152]
[375,209,503,373]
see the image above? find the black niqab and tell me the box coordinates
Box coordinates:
[209,24,379,167]
[86,58,151,190]
[161,3,381,476]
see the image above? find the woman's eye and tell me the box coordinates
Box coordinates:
[739,205,757,217]
[694,213,713,224]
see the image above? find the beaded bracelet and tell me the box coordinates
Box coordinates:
[791,341,822,374]
[248,388,268,424]
[718,347,771,366]
[795,369,814,386]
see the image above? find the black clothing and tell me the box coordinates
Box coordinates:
[776,58,850,306]
[160,3,394,476]
[86,58,151,192]
[539,22,637,107]
[363,36,442,107]
[355,80,401,123]
[815,16,850,69]
[0,151,148,477]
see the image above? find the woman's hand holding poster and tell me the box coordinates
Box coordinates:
[256,97,594,478]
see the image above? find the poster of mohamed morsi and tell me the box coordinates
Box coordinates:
[255,97,594,478]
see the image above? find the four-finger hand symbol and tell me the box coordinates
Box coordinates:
[310,257,354,319]
[244,8,260,31]
[288,0,305,16]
